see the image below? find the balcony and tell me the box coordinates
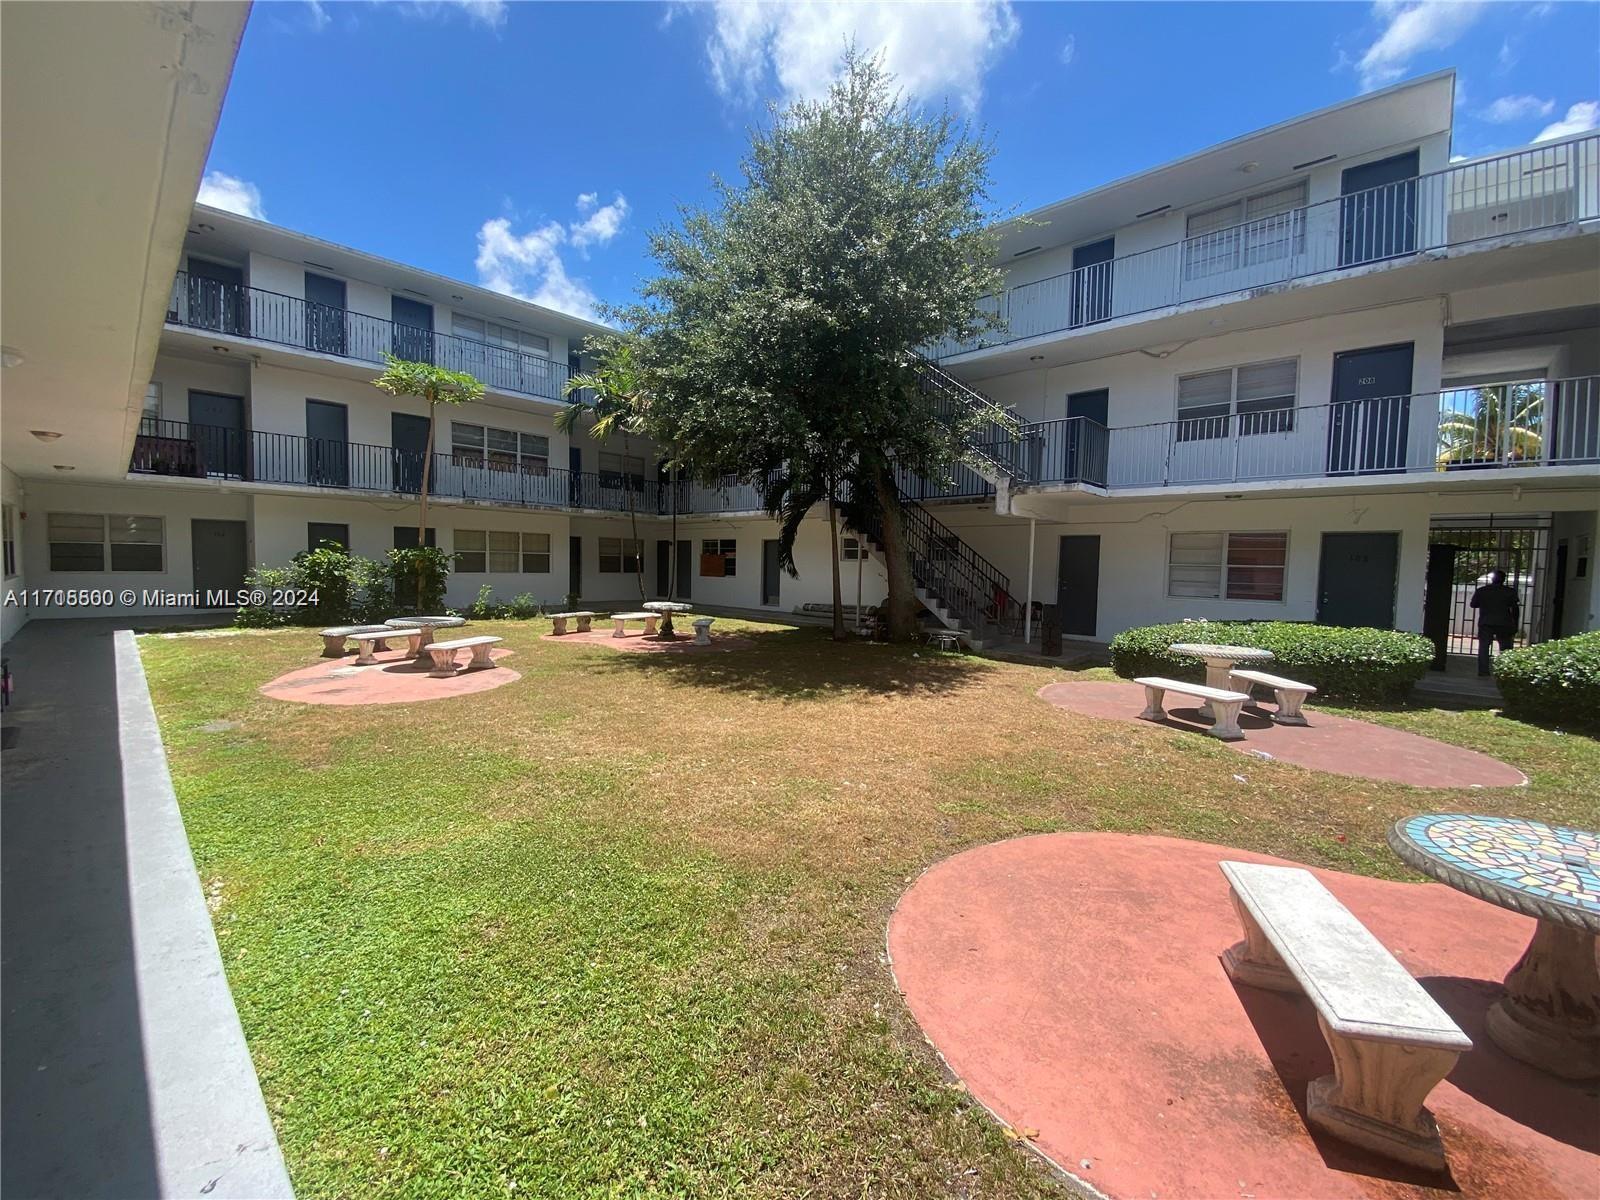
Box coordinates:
[935,137,1600,359]
[164,273,576,402]
[1019,376,1600,491]
[129,420,768,516]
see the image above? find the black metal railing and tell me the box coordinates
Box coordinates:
[166,272,575,401]
[913,356,1030,482]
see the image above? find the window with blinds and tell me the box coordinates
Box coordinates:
[451,314,550,357]
[1167,531,1287,601]
[599,537,642,574]
[451,422,549,473]
[455,529,551,574]
[1184,180,1308,280]
[599,451,646,490]
[1176,358,1298,440]
[48,513,164,572]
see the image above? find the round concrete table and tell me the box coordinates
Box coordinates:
[1389,814,1600,1079]
[643,601,692,640]
[1169,642,1274,719]
[384,615,467,657]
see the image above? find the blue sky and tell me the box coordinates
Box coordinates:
[200,1,1600,321]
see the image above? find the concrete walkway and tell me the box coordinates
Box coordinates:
[1,620,292,1198]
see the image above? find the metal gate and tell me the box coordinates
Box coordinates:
[1427,516,1552,653]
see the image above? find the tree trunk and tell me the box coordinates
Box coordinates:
[827,483,845,641]
[873,463,921,642]
[416,401,435,613]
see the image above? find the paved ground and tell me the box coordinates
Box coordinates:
[1,620,291,1197]
[888,832,1598,1200]
[1037,679,1528,788]
[260,645,518,705]
[541,628,748,653]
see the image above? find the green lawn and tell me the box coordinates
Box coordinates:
[140,621,1599,1198]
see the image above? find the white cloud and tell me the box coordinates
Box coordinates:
[305,1,331,31]
[197,171,265,220]
[1356,1,1483,91]
[700,0,1020,110]
[402,0,507,29]
[474,192,630,320]
[1059,35,1076,67]
[1478,94,1555,123]
[1534,101,1600,143]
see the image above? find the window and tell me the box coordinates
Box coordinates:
[599,537,642,574]
[48,513,164,573]
[308,522,349,552]
[599,451,646,490]
[2,504,17,578]
[451,422,549,474]
[455,529,551,574]
[1185,181,1308,280]
[841,536,867,561]
[451,314,550,357]
[1176,358,1297,441]
[142,382,162,431]
[1167,532,1287,601]
[700,538,737,577]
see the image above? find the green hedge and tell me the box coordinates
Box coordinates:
[1494,632,1600,732]
[1108,620,1434,702]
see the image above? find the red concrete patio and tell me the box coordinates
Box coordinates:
[888,833,1597,1200]
[260,647,518,705]
[1037,679,1527,788]
[540,629,748,654]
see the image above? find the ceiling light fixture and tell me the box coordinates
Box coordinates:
[211,345,230,353]
[30,430,62,441]
[1239,161,1260,174]
[197,222,216,233]
[0,346,23,368]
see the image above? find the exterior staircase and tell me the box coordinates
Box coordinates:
[912,356,1031,491]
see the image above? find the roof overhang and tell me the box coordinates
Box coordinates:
[1,1,250,481]
[995,71,1458,260]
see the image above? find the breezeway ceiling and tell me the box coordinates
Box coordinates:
[1,1,249,480]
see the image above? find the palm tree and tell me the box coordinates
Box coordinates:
[558,339,652,609]
[1437,382,1543,468]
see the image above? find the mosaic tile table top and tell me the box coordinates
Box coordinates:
[1389,814,1600,932]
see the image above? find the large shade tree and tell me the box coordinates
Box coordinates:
[621,50,1007,640]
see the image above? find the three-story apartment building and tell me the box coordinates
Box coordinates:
[7,70,1597,658]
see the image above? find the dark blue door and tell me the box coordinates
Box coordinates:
[306,400,348,487]
[305,273,347,356]
[391,296,434,363]
[1318,533,1399,629]
[1064,389,1109,485]
[187,258,248,337]
[1327,343,1414,474]
[1071,238,1114,327]
[391,412,430,493]
[1340,151,1419,266]
[188,390,245,478]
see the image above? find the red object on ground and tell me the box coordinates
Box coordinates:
[539,629,746,653]
[260,647,518,705]
[888,833,1598,1200]
[1037,679,1527,788]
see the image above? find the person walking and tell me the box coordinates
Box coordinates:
[1470,569,1520,676]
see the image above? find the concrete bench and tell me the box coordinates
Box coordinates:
[550,611,597,635]
[425,635,503,677]
[319,625,393,657]
[1229,668,1317,726]
[1219,861,1471,1171]
[1134,676,1252,740]
[348,630,401,665]
[611,612,658,637]
[691,617,714,645]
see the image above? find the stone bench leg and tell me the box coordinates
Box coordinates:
[643,616,659,635]
[1272,689,1309,726]
[427,647,460,678]
[1221,888,1298,993]
[467,644,496,670]
[1139,685,1167,722]
[1207,698,1246,740]
[694,626,711,646]
[551,616,569,635]
[612,619,627,638]
[410,628,436,658]
[576,615,592,632]
[1307,1024,1460,1172]
[322,634,349,657]
[355,642,379,665]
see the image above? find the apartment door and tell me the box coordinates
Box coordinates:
[675,540,693,601]
[390,296,434,363]
[186,258,248,336]
[1317,532,1398,629]
[191,519,248,605]
[391,412,430,493]
[569,446,583,506]
[1422,542,1457,668]
[1064,389,1110,485]
[1339,150,1419,266]
[393,525,437,609]
[1070,238,1114,328]
[304,272,347,355]
[188,390,245,478]
[762,540,782,606]
[1327,343,1414,474]
[655,540,673,597]
[568,536,583,598]
[1055,535,1100,637]
[306,399,349,487]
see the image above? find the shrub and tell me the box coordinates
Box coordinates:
[1109,619,1434,702]
[387,546,451,615]
[464,583,502,620]
[1494,632,1600,732]
[235,565,296,628]
[294,544,357,627]
[507,593,541,619]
